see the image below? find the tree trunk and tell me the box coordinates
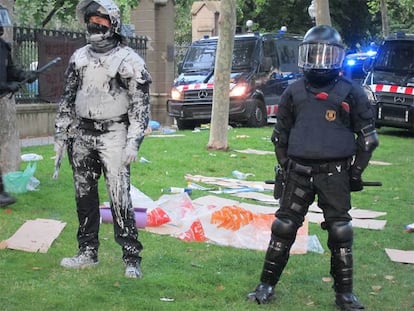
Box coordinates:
[380,0,389,38]
[0,1,21,173]
[207,0,236,151]
[315,0,331,26]
[0,95,21,173]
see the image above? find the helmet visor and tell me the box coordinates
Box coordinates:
[298,43,345,70]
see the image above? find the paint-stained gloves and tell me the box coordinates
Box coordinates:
[122,142,138,165]
[52,139,66,179]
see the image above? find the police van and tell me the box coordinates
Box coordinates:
[167,32,302,129]
[362,32,414,133]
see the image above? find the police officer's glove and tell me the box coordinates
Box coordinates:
[24,71,38,83]
[5,81,20,92]
[350,170,363,192]
[122,143,138,165]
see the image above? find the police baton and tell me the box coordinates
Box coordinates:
[23,57,62,84]
[2,57,62,99]
[264,180,382,186]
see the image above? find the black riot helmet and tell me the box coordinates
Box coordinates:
[298,25,345,85]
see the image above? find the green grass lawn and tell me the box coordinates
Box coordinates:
[0,126,413,311]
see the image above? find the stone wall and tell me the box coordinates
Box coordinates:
[131,0,176,126]
[16,96,162,139]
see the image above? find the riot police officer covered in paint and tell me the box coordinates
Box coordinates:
[247,25,378,310]
[0,5,38,208]
[54,0,151,278]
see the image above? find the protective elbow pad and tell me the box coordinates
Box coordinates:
[360,124,379,152]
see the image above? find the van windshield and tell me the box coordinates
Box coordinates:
[181,38,257,72]
[374,40,414,72]
[182,44,217,72]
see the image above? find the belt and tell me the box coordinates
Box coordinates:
[290,158,351,175]
[78,114,129,132]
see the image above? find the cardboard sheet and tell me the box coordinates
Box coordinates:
[3,218,66,253]
[185,174,274,191]
[234,148,274,155]
[385,248,414,264]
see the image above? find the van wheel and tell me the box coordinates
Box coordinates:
[176,118,197,130]
[246,99,267,127]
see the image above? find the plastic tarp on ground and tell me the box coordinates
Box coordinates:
[145,193,309,254]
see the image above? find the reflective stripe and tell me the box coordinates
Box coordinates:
[372,84,414,95]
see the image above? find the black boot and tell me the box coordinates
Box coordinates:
[247,236,294,304]
[335,292,365,310]
[247,283,274,304]
[0,192,16,208]
[331,247,364,310]
[0,174,16,208]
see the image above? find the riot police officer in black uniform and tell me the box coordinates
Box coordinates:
[0,5,37,208]
[247,25,379,311]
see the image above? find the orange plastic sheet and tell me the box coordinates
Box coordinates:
[211,205,274,231]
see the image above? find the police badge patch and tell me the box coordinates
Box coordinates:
[325,110,336,121]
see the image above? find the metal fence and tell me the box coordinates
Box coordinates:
[12,26,148,102]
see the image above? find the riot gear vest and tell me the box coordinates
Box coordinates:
[287,78,357,160]
[73,45,130,120]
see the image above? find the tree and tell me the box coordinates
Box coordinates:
[315,0,331,26]
[0,0,20,173]
[14,0,138,29]
[368,0,414,36]
[207,0,237,151]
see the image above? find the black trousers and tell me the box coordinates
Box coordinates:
[276,165,352,227]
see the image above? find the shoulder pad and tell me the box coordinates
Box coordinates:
[73,46,91,69]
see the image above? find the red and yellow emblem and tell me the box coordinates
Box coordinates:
[325,110,336,121]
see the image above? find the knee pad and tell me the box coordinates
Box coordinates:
[327,221,353,248]
[271,217,298,241]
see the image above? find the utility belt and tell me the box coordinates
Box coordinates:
[289,157,352,175]
[78,114,129,132]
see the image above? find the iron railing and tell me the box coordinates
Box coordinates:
[12,26,148,102]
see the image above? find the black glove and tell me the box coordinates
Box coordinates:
[350,173,363,192]
[6,81,20,92]
[24,71,38,83]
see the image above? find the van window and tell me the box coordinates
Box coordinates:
[263,36,280,69]
[276,38,300,72]
[375,41,414,71]
[232,39,256,70]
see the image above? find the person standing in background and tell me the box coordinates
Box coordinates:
[54,0,151,278]
[0,5,38,208]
